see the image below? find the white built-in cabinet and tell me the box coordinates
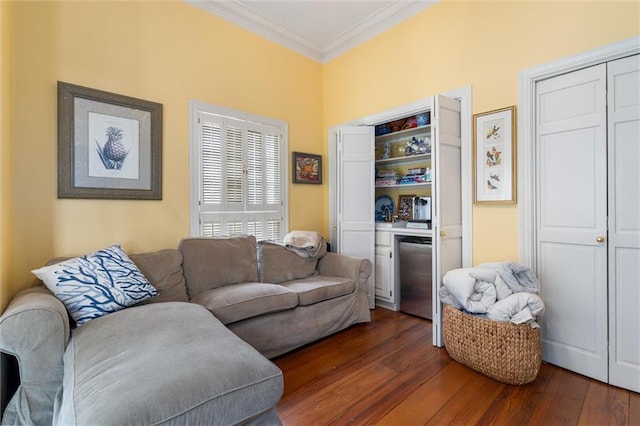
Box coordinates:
[534,54,639,392]
[374,231,394,304]
[332,94,464,346]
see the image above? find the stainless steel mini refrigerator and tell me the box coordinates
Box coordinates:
[398,236,433,319]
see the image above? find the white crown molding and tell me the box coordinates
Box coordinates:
[323,1,437,62]
[186,0,438,63]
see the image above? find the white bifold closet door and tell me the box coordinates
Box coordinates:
[535,54,639,392]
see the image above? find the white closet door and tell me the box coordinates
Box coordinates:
[607,55,640,392]
[535,64,608,382]
[336,126,376,308]
[432,94,462,347]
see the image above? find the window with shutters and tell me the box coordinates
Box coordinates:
[189,101,288,241]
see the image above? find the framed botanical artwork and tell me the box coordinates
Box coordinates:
[57,81,163,199]
[292,152,322,184]
[473,106,517,204]
[397,194,416,220]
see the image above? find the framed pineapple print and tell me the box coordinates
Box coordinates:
[57,82,162,199]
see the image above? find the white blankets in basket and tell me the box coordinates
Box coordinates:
[487,292,545,324]
[441,263,544,325]
[440,268,503,314]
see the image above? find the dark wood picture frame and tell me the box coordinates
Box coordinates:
[57,81,162,199]
[397,194,416,220]
[292,151,322,184]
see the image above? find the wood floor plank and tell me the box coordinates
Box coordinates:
[577,381,631,426]
[278,323,432,423]
[630,392,640,426]
[376,361,472,425]
[325,346,452,425]
[424,369,505,425]
[477,362,557,425]
[274,308,639,425]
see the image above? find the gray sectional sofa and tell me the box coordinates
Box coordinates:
[0,235,372,425]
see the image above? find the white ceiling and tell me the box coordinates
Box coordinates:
[187,0,438,63]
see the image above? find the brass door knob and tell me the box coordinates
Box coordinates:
[440,231,446,237]
[596,236,605,243]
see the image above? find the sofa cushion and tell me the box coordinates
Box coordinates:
[179,236,259,298]
[258,241,320,284]
[191,283,298,325]
[129,249,189,303]
[281,275,355,306]
[31,245,158,325]
[55,302,283,425]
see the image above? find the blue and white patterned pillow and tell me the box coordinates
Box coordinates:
[32,245,158,325]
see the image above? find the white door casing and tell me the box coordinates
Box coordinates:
[336,126,376,308]
[328,86,472,339]
[432,94,463,347]
[607,55,640,392]
[535,64,609,382]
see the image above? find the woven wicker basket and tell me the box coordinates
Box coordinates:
[442,303,541,385]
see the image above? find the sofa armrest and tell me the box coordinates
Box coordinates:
[316,252,372,291]
[0,286,69,426]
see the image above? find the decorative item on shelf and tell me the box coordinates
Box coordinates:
[392,142,407,158]
[420,137,432,154]
[382,142,391,159]
[375,169,399,187]
[397,194,416,220]
[375,123,391,136]
[388,118,406,132]
[416,113,429,126]
[377,169,397,178]
[407,167,427,176]
[401,116,418,130]
[405,137,421,156]
[375,195,395,222]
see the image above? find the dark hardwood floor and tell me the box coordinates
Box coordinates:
[273,308,640,425]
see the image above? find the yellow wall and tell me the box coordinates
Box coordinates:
[1,0,14,311]
[8,0,323,298]
[323,0,639,264]
[3,0,639,307]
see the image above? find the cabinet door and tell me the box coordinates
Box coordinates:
[375,247,392,302]
[432,94,463,347]
[337,126,376,308]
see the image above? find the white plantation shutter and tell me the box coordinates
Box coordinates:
[225,121,244,207]
[192,104,287,240]
[200,116,223,210]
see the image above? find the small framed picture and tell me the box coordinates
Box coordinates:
[397,194,416,220]
[292,152,322,184]
[473,106,517,204]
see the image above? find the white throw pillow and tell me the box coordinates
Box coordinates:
[32,245,158,325]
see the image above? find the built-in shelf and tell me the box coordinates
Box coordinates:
[375,124,431,143]
[375,153,431,166]
[375,181,431,189]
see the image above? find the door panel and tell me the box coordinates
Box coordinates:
[607,54,640,392]
[433,94,462,347]
[535,64,608,382]
[337,126,376,308]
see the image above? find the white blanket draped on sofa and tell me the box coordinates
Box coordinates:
[282,230,326,259]
[439,262,544,326]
